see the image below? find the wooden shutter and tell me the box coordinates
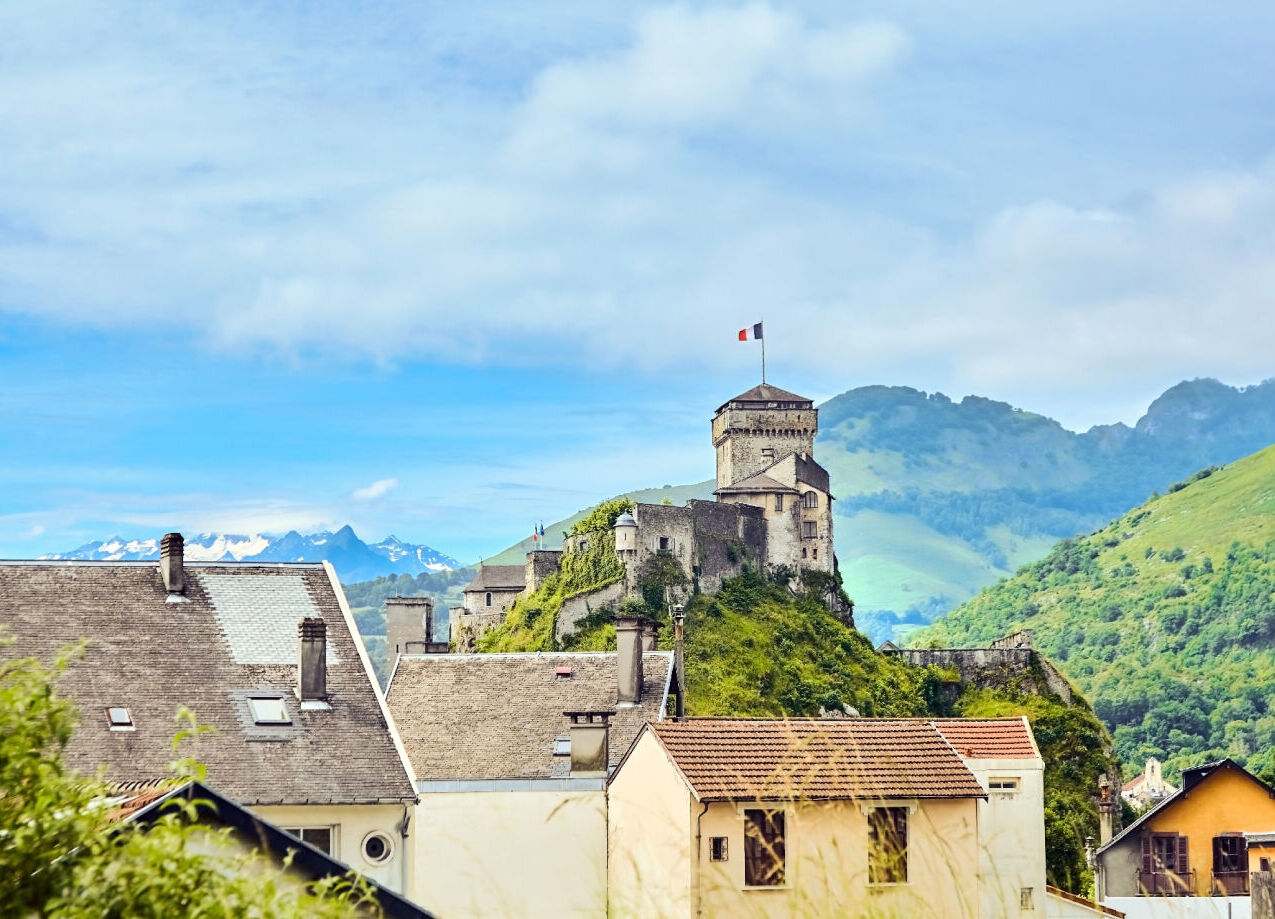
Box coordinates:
[1141,834,1153,875]
[1177,835,1189,874]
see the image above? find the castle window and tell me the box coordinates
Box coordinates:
[773,495,784,511]
[802,521,817,539]
[812,548,817,559]
[761,447,775,464]
[801,548,807,559]
[802,491,818,509]
[485,591,492,607]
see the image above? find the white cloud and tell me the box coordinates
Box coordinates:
[350,478,400,501]
[0,0,1273,426]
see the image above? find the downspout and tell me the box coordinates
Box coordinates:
[694,800,709,919]
[398,804,411,897]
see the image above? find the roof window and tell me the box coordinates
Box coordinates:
[553,736,571,756]
[555,666,573,679]
[247,696,292,725]
[106,706,134,731]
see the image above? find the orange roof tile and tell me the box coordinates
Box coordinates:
[648,719,987,802]
[931,718,1039,759]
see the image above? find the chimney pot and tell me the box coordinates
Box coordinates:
[298,617,328,701]
[614,617,647,705]
[160,532,184,594]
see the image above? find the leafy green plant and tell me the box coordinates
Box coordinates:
[0,642,376,918]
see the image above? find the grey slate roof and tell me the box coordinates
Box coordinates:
[716,383,813,413]
[0,561,416,805]
[386,652,672,780]
[463,564,526,593]
[714,472,800,496]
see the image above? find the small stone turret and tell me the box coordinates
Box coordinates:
[613,512,638,554]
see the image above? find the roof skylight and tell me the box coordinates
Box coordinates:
[247,696,292,725]
[106,706,134,730]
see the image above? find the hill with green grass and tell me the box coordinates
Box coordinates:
[474,378,1275,643]
[478,518,1116,895]
[919,443,1275,783]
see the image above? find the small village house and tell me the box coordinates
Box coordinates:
[112,781,433,918]
[606,718,989,919]
[1096,758,1275,904]
[0,534,420,897]
[386,616,674,918]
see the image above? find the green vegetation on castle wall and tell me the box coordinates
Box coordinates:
[478,498,633,652]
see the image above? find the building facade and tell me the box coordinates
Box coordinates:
[0,534,420,897]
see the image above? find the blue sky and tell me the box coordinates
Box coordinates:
[3,1,1275,561]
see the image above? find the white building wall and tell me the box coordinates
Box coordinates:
[254,802,411,896]
[412,786,607,919]
[960,756,1048,918]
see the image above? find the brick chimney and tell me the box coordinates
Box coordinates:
[615,617,645,706]
[565,711,613,777]
[298,617,328,701]
[159,532,184,594]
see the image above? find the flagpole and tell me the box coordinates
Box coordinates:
[761,318,766,383]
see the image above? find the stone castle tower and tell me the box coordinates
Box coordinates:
[711,384,818,489]
[711,383,834,573]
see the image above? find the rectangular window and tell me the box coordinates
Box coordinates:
[1020,887,1034,909]
[284,826,333,855]
[552,736,571,756]
[802,521,817,539]
[761,447,775,464]
[744,809,785,887]
[106,706,134,731]
[710,837,729,861]
[1213,833,1248,894]
[989,777,1020,796]
[485,591,492,607]
[868,807,908,884]
[773,494,784,511]
[247,696,291,725]
[658,536,670,551]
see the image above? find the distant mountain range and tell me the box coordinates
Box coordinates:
[41,525,461,583]
[486,377,1275,641]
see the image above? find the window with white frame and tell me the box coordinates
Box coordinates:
[283,826,334,855]
[868,807,908,884]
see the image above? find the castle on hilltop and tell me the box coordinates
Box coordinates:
[441,382,837,649]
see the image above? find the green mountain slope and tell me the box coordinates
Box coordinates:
[475,378,1275,643]
[919,444,1275,781]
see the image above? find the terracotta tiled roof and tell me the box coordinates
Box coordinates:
[0,561,416,805]
[647,719,986,802]
[387,652,672,780]
[1122,774,1145,792]
[930,717,1040,759]
[463,565,526,593]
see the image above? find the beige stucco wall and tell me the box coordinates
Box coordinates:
[962,756,1047,917]
[253,803,410,896]
[608,733,981,919]
[695,797,980,919]
[609,732,696,919]
[414,787,607,919]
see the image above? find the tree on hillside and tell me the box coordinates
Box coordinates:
[0,643,377,918]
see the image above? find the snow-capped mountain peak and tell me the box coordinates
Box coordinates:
[39,527,460,583]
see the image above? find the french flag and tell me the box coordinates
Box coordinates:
[738,322,763,341]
